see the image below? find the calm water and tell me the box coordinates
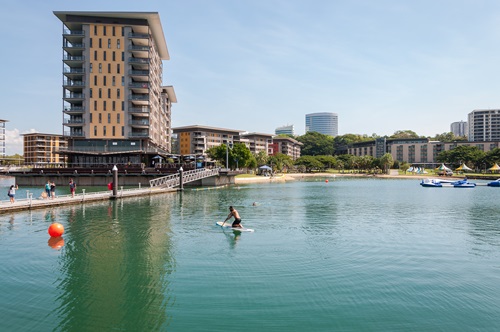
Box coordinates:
[1,177,500,331]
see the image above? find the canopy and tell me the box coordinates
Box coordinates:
[259,165,272,170]
[152,155,163,159]
[456,163,472,171]
[436,163,451,171]
[488,163,500,171]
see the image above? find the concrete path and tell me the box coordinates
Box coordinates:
[0,187,177,214]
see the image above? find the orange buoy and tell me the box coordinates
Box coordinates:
[325,179,329,183]
[48,223,65,237]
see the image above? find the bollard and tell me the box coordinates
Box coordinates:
[112,165,118,198]
[139,182,141,189]
[120,186,123,197]
[29,193,33,208]
[179,167,184,191]
[82,189,86,202]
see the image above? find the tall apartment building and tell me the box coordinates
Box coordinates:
[275,124,295,136]
[172,125,243,156]
[271,136,303,160]
[468,109,500,142]
[54,11,176,167]
[0,119,6,157]
[305,112,338,137]
[240,132,274,155]
[23,133,68,167]
[450,120,468,137]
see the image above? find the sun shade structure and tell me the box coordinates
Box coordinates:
[488,163,500,172]
[436,163,451,171]
[456,163,472,171]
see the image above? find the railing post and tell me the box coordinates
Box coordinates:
[29,193,33,208]
[82,189,85,202]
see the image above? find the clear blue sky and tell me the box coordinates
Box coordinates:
[2,0,500,154]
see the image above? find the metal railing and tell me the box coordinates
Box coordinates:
[149,168,220,189]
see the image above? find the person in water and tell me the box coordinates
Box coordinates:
[222,206,243,228]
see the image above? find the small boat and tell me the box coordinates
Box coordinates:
[420,179,443,187]
[487,179,500,187]
[453,179,476,188]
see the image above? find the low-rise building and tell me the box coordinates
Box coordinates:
[240,132,274,155]
[23,133,68,167]
[172,125,243,155]
[271,136,303,160]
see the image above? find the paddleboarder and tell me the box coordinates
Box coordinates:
[222,206,243,228]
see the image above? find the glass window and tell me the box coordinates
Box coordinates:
[108,63,111,74]
[112,76,116,86]
[89,88,93,98]
[98,113,102,123]
[90,63,93,73]
[117,88,120,98]
[117,40,121,49]
[98,88,102,98]
[108,113,111,123]
[89,38,93,48]
[108,39,111,48]
[112,101,116,111]
[103,51,106,61]
[103,76,107,86]
[112,26,115,36]
[103,26,106,36]
[103,126,107,136]
[103,101,106,111]
[117,64,120,73]
[99,38,102,48]
[99,64,102,73]
[94,26,97,35]
[90,113,93,123]
[117,113,120,123]
[108,89,111,98]
[94,50,97,61]
[94,75,97,86]
[112,51,115,61]
[94,126,97,136]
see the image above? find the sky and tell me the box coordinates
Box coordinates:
[2,0,500,155]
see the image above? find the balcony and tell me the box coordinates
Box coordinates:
[63,55,85,66]
[63,106,85,115]
[129,119,150,128]
[129,131,149,137]
[64,93,85,101]
[129,70,149,76]
[129,33,149,39]
[129,57,149,64]
[64,118,85,127]
[64,131,85,137]
[129,106,150,116]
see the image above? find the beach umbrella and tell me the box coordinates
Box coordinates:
[488,163,500,172]
[259,165,272,170]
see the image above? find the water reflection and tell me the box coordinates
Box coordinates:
[55,196,176,331]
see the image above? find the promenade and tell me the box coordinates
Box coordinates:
[0,186,177,214]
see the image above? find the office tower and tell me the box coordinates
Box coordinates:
[468,109,500,142]
[275,124,295,136]
[305,112,338,137]
[450,121,468,137]
[54,11,176,166]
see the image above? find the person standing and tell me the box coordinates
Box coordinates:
[69,178,76,198]
[45,180,51,199]
[8,184,18,203]
[222,206,243,228]
[50,181,56,199]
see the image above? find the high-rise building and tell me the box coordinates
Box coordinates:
[0,119,6,157]
[54,11,176,167]
[450,121,467,137]
[275,124,295,136]
[468,109,500,142]
[305,112,338,137]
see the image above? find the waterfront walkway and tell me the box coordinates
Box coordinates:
[0,186,177,214]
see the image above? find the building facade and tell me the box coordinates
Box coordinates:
[271,136,303,160]
[172,125,243,156]
[305,112,338,137]
[0,119,6,157]
[54,11,176,167]
[275,124,295,136]
[23,133,68,167]
[348,137,500,165]
[240,132,274,155]
[450,120,468,137]
[468,109,500,142]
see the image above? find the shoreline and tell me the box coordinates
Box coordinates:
[234,172,432,184]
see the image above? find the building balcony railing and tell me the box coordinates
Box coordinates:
[63,29,84,36]
[64,131,85,137]
[129,82,150,88]
[64,119,85,124]
[128,107,150,114]
[63,55,85,62]
[129,120,150,126]
[129,45,149,52]
[129,95,149,101]
[129,131,149,137]
[129,33,150,39]
[63,68,85,74]
[129,70,149,76]
[63,43,85,48]
[64,93,85,99]
[63,80,85,87]
[129,57,149,64]
[64,106,85,113]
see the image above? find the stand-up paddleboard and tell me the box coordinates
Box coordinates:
[216,221,254,232]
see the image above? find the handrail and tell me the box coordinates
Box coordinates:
[149,168,220,188]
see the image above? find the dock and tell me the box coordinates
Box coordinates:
[0,186,177,214]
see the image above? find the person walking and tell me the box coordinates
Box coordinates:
[69,178,76,198]
[8,184,18,203]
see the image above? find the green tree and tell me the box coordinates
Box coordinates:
[294,155,323,172]
[379,153,394,174]
[316,155,337,170]
[254,150,269,166]
[437,145,485,169]
[431,132,467,142]
[268,153,294,172]
[400,162,411,173]
[390,130,420,139]
[296,131,334,156]
[206,143,253,169]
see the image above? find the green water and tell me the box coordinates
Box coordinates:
[1,178,500,331]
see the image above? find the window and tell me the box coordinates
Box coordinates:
[89,88,93,98]
[90,114,93,123]
[112,76,116,86]
[122,126,124,136]
[121,101,124,110]
[98,88,102,98]
[117,64,120,73]
[94,100,97,110]
[94,50,97,61]
[112,51,115,61]
[103,76,107,86]
[117,40,121,49]
[108,39,111,48]
[99,38,102,48]
[103,126,107,136]
[108,63,111,74]
[99,64,102,73]
[103,26,106,36]
[94,126,97,136]
[98,114,102,123]
[103,51,106,61]
[112,101,116,111]
[108,113,111,123]
[121,27,125,36]
[89,38,93,48]
[94,76,97,86]
[90,63,93,73]
[112,26,116,36]
[94,26,97,35]
[121,76,124,86]
[112,126,116,136]
[121,52,124,61]
[103,101,106,111]
[108,88,111,98]
[117,88,120,98]
[117,113,120,123]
